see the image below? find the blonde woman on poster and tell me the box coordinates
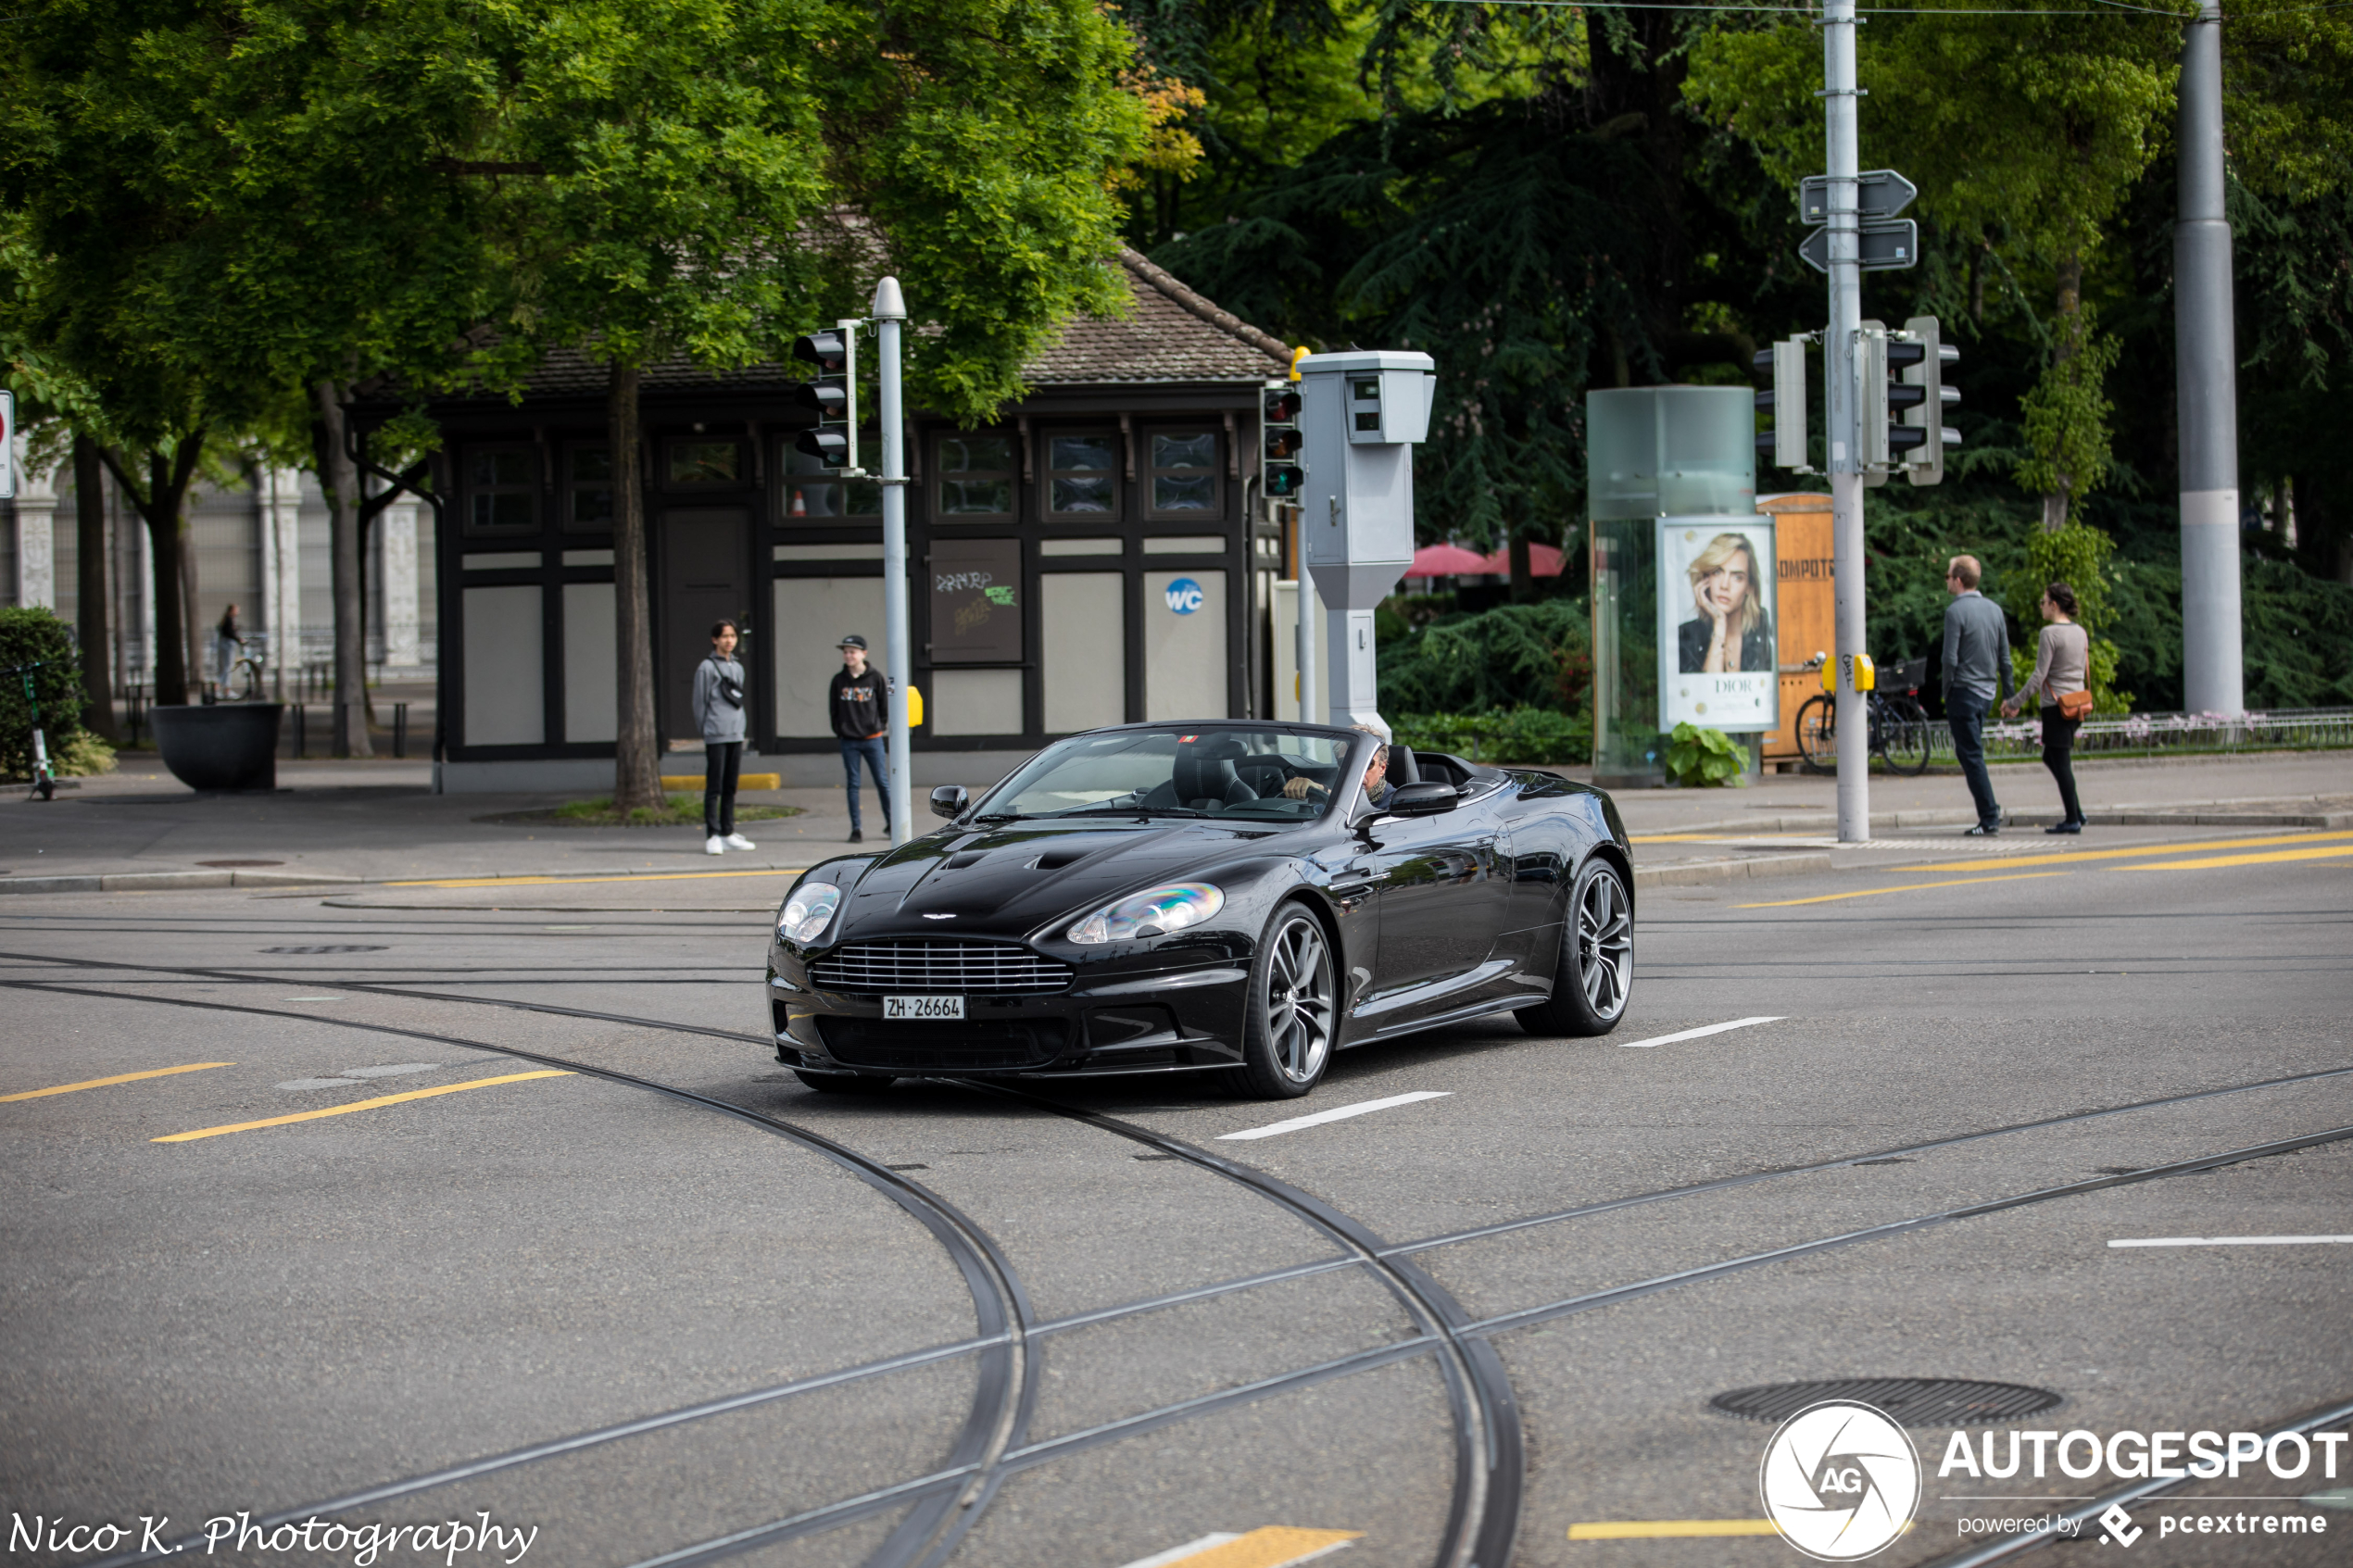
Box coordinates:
[1678,531,1774,675]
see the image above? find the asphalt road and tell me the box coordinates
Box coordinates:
[2,822,2348,1568]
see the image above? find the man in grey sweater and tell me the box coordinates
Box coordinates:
[693,619,754,855]
[1942,556,2011,835]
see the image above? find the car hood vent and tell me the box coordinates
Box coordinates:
[1029,847,1093,871]
[943,851,988,870]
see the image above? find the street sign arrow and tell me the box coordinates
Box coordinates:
[1797,219,1919,274]
[1800,169,1919,224]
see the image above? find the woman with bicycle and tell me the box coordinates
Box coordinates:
[2002,581,2091,834]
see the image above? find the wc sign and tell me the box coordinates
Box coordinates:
[1164,577,1204,615]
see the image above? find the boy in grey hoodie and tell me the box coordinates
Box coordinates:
[694,620,753,854]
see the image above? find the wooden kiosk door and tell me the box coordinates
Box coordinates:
[661,508,749,742]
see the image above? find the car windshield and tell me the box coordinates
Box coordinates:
[978,728,1356,822]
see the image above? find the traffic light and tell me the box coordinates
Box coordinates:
[792,327,855,470]
[1262,383,1304,499]
[1752,337,1808,471]
[1898,314,1960,487]
[1857,320,1893,486]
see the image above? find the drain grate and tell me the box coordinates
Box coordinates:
[261,945,387,954]
[198,859,284,868]
[1711,1378,2061,1427]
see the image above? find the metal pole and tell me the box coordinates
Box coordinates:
[1824,0,1871,843]
[2175,0,2243,717]
[1297,555,1316,724]
[873,276,914,845]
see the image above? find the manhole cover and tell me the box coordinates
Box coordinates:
[261,945,387,954]
[198,859,283,868]
[1711,1379,2061,1427]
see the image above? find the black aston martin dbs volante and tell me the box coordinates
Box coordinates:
[766,721,1634,1098]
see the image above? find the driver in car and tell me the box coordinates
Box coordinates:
[1281,734,1390,809]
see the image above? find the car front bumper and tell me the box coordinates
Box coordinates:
[767,938,1252,1078]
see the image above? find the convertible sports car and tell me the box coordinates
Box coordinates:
[766,721,1634,1098]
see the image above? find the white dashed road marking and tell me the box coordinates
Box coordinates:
[1218,1091,1451,1141]
[1616,1016,1784,1049]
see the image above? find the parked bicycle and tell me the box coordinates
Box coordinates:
[1794,655,1932,775]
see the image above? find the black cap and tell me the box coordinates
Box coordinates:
[837,634,867,650]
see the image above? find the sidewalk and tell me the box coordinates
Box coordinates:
[1,746,2344,898]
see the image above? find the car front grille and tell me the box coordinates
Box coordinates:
[808,940,1074,996]
[817,1017,1069,1072]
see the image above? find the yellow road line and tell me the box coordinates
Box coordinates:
[2,1062,234,1103]
[386,868,809,889]
[1902,828,2353,874]
[153,1071,571,1143]
[1631,834,1720,843]
[1159,1528,1365,1567]
[1739,871,2070,909]
[1569,1520,1781,1539]
[2123,843,2353,872]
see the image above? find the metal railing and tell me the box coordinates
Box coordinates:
[1921,707,2353,762]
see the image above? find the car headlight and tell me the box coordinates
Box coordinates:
[1067,883,1224,945]
[777,883,842,945]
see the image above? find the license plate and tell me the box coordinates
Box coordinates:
[884,995,964,1021]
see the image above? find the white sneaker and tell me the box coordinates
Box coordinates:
[724,833,756,851]
[705,835,725,856]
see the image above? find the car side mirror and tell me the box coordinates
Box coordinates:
[929,784,968,820]
[1387,782,1459,817]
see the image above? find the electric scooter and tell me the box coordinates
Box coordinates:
[6,661,57,800]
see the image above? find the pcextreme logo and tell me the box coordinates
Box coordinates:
[1759,1401,1922,1561]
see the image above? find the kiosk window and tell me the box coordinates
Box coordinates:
[938,435,1014,517]
[779,444,880,520]
[669,442,741,486]
[569,446,613,529]
[1047,434,1117,516]
[467,446,537,533]
[1149,433,1217,514]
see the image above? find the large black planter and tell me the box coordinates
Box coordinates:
[150,703,283,792]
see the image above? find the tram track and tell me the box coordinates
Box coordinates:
[9,948,2353,1568]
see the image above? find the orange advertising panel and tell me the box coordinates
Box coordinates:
[1759,495,1833,759]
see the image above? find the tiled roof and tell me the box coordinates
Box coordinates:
[362,251,1287,407]
[1021,249,1292,385]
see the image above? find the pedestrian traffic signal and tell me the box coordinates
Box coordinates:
[1263,383,1305,499]
[793,328,854,470]
[1898,314,1960,487]
[1752,338,1809,471]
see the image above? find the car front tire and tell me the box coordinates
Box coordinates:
[1222,901,1338,1099]
[1516,858,1633,1037]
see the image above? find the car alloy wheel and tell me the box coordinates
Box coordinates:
[1575,866,1633,1022]
[1228,904,1337,1098]
[1516,859,1634,1038]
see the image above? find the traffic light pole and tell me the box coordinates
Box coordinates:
[872,276,914,846]
[2175,0,2244,717]
[1822,0,1870,843]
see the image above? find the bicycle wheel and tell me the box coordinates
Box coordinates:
[1881,695,1931,775]
[232,659,264,702]
[1795,694,1838,771]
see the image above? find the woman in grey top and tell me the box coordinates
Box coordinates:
[693,620,754,854]
[2002,582,2091,834]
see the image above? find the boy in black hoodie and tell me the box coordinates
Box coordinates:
[828,634,889,843]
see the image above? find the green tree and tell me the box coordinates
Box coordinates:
[1689,5,2174,529]
[469,0,1145,810]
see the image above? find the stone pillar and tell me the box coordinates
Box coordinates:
[378,491,422,669]
[12,436,57,610]
[258,468,306,696]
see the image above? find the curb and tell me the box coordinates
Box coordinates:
[1629,808,2351,835]
[0,870,366,896]
[1633,853,1834,890]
